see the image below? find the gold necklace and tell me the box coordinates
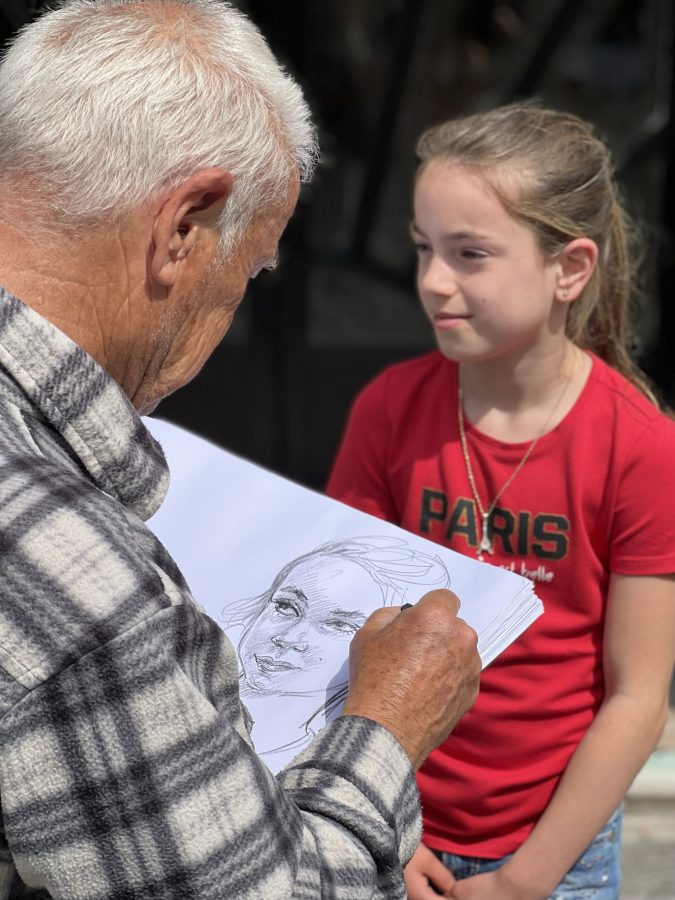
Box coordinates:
[457,360,576,561]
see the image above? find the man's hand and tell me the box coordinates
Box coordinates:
[404,842,456,898]
[342,589,480,769]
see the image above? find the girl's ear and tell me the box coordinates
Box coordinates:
[556,238,598,303]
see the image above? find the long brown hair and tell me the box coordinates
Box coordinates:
[416,102,659,405]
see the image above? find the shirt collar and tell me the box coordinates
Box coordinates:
[0,287,169,520]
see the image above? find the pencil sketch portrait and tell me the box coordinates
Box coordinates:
[223,536,450,763]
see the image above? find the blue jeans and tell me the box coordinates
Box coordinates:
[433,806,623,899]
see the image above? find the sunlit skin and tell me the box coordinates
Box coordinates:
[238,556,384,697]
[136,169,300,413]
[411,160,597,442]
[0,166,299,416]
[412,161,567,368]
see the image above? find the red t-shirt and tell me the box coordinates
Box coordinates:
[327,350,675,857]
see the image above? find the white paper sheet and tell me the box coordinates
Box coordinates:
[146,417,543,771]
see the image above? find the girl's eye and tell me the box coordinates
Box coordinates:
[461,249,488,260]
[413,241,431,254]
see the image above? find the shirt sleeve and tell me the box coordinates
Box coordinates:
[326,373,400,522]
[0,604,421,900]
[610,413,675,575]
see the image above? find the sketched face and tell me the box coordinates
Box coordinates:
[239,555,382,696]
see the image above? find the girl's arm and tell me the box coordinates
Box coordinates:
[452,572,675,900]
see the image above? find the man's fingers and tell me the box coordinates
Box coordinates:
[360,588,463,635]
[345,585,481,767]
[358,606,400,632]
[414,587,462,617]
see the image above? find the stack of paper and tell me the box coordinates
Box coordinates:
[146,417,543,772]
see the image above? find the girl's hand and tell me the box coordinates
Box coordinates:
[404,842,456,898]
[451,869,544,900]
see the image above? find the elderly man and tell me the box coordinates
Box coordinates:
[0,1,481,898]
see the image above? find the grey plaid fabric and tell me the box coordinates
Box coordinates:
[0,288,421,899]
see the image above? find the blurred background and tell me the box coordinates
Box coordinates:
[1,3,674,893]
[2,0,673,492]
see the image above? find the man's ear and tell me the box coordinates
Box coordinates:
[555,237,598,303]
[151,167,234,287]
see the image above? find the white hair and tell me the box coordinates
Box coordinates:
[0,0,317,251]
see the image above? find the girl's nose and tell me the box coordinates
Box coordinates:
[420,255,457,297]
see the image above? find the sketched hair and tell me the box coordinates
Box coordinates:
[0,0,317,254]
[227,535,451,626]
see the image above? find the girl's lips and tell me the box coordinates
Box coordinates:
[433,313,472,330]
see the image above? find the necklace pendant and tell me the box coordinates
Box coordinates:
[478,530,494,554]
[478,512,494,556]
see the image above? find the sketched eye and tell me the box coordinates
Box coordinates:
[320,616,365,635]
[271,595,301,617]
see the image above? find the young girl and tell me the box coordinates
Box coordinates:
[326,103,675,899]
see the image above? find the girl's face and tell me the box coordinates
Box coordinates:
[239,556,381,696]
[412,161,565,364]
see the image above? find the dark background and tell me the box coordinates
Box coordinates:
[2,0,674,490]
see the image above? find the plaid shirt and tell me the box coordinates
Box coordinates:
[0,289,421,899]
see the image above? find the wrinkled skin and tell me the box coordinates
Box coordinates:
[343,589,481,770]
